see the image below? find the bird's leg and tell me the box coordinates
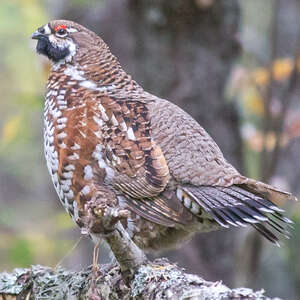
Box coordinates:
[104,221,147,281]
[93,239,101,275]
[88,239,102,299]
[85,200,147,282]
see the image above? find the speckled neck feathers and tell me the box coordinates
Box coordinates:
[51,37,143,95]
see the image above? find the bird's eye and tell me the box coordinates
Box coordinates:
[57,28,67,35]
[55,25,68,37]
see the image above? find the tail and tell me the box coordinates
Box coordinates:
[181,183,296,246]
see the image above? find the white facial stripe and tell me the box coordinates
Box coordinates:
[43,23,51,35]
[48,35,56,43]
[67,28,78,33]
[65,40,77,62]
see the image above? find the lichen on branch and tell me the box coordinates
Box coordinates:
[0,261,278,299]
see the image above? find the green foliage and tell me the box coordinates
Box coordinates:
[8,238,34,268]
[286,208,300,293]
[70,0,101,6]
[0,1,81,272]
[0,0,48,184]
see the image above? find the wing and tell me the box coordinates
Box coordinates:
[147,98,295,242]
[120,190,195,227]
[148,98,296,201]
[93,95,170,197]
[90,94,196,226]
[148,98,243,187]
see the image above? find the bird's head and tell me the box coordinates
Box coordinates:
[32,20,100,64]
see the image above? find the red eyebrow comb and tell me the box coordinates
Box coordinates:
[55,24,67,31]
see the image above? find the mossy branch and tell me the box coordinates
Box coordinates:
[0,216,280,299]
[0,260,279,300]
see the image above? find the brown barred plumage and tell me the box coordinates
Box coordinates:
[32,20,296,252]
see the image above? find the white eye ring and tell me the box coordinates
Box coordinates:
[55,28,68,37]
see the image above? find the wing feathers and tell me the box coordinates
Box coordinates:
[121,178,292,245]
[183,184,292,245]
[122,190,195,228]
[123,197,176,227]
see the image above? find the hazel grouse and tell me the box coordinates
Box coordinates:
[31,20,295,253]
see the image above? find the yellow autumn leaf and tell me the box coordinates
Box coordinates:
[253,68,269,86]
[243,88,264,115]
[252,57,299,86]
[273,58,293,81]
[246,131,288,152]
[1,115,22,145]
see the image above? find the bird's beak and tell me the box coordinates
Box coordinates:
[31,30,46,40]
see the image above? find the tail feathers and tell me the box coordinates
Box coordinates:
[252,224,280,246]
[242,178,298,203]
[182,184,293,245]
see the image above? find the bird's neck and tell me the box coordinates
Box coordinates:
[50,46,143,94]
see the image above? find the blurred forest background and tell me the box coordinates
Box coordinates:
[0,0,299,298]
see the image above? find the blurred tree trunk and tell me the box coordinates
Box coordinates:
[60,0,242,286]
[235,1,300,296]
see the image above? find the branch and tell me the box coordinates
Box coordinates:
[0,260,279,300]
[0,203,284,299]
[83,204,147,279]
[0,182,286,299]
[0,213,280,299]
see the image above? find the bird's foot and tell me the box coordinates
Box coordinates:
[100,260,119,274]
[85,200,130,234]
[101,207,130,232]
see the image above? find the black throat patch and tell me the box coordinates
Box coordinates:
[36,37,70,63]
